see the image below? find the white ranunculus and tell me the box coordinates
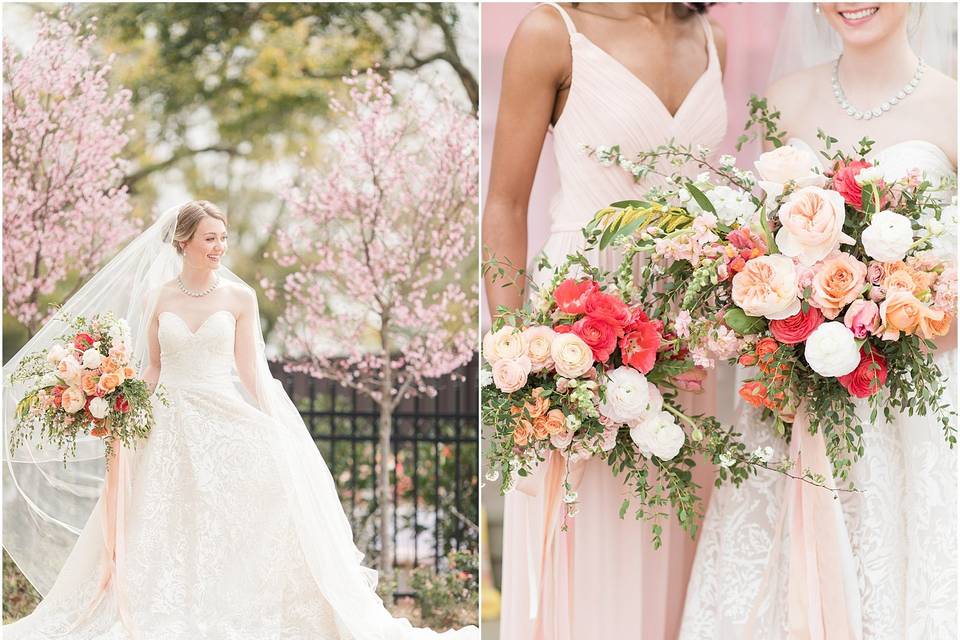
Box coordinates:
[599,366,650,424]
[81,348,103,370]
[46,343,68,365]
[854,166,885,185]
[88,397,110,419]
[630,410,685,461]
[861,210,915,263]
[491,356,532,393]
[482,326,527,364]
[803,322,860,377]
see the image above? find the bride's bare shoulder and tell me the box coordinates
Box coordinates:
[764,63,831,114]
[219,280,258,312]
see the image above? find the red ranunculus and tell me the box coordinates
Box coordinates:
[114,394,130,414]
[572,316,619,363]
[739,381,768,408]
[620,324,661,373]
[74,332,95,352]
[833,160,873,210]
[769,306,824,345]
[838,346,888,398]
[553,324,573,334]
[554,279,600,314]
[585,290,631,328]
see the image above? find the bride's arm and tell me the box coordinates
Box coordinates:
[142,312,161,393]
[233,287,262,408]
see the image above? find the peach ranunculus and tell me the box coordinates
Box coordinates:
[492,357,532,393]
[809,253,868,319]
[60,387,86,414]
[878,291,925,340]
[550,333,595,378]
[100,357,120,374]
[97,372,123,395]
[482,326,527,364]
[80,372,100,397]
[918,306,953,340]
[524,387,551,419]
[775,186,854,266]
[731,254,801,320]
[522,326,556,372]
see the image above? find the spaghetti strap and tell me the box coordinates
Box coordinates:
[696,13,718,65]
[542,2,578,36]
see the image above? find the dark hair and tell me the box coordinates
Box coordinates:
[569,3,713,18]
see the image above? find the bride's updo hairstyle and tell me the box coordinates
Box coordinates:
[172,200,227,255]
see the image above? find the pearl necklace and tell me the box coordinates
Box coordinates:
[832,55,925,121]
[177,274,220,298]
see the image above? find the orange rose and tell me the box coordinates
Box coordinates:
[123,366,136,379]
[97,372,122,394]
[513,419,533,447]
[80,372,100,397]
[882,270,917,294]
[524,387,550,419]
[532,417,550,440]
[100,357,120,374]
[810,254,868,319]
[739,381,768,408]
[878,291,925,340]
[543,409,566,436]
[755,338,780,373]
[918,307,953,340]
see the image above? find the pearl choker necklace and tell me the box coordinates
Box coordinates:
[832,55,925,121]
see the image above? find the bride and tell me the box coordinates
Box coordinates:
[3,201,478,640]
[681,4,957,639]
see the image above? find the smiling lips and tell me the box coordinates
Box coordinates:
[838,6,879,24]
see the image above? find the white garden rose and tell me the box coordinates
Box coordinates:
[56,356,82,387]
[88,396,110,420]
[482,326,527,364]
[630,410,685,460]
[522,326,556,372]
[860,210,914,263]
[755,145,826,205]
[550,333,594,378]
[599,366,650,424]
[491,356,532,393]
[803,322,860,377]
[81,348,103,370]
[46,343,68,365]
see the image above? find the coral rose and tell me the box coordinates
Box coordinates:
[543,409,566,436]
[554,279,600,314]
[100,357,120,374]
[775,187,854,266]
[584,290,631,327]
[739,381,768,408]
[769,306,825,345]
[732,254,801,320]
[572,316,619,362]
[810,253,868,319]
[114,394,131,414]
[878,291,925,340]
[80,372,100,397]
[524,387,550,419]
[513,419,533,447]
[838,347,888,398]
[832,160,872,209]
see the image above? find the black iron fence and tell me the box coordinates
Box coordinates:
[269,356,479,572]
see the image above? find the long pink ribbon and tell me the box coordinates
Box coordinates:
[517,451,585,640]
[747,405,860,639]
[70,444,135,636]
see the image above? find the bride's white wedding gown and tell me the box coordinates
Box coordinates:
[6,310,475,639]
[680,140,958,640]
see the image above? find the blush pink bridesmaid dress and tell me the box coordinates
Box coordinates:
[498,4,727,639]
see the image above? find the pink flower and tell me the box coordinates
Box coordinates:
[769,306,825,344]
[675,367,707,392]
[866,261,885,286]
[491,357,532,393]
[933,267,958,314]
[675,310,692,339]
[572,316,620,363]
[809,253,868,319]
[843,300,881,338]
[832,160,875,210]
[550,427,574,449]
[620,324,661,374]
[584,290,631,328]
[554,279,600,315]
[522,326,556,372]
[775,186,854,266]
[732,254,801,320]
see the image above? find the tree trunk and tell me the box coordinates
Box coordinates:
[377,356,394,582]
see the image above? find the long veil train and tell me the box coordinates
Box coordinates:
[3,204,478,639]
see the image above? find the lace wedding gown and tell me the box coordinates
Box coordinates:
[5,310,476,640]
[680,140,958,640]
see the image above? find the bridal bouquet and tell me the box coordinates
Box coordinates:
[10,311,162,462]
[590,117,957,478]
[482,255,754,545]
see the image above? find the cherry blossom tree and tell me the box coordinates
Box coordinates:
[270,70,478,574]
[3,10,136,335]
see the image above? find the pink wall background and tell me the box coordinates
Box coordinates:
[480,2,789,326]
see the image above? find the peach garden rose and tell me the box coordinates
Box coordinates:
[809,253,867,319]
[731,254,801,320]
[775,186,853,266]
[878,291,925,340]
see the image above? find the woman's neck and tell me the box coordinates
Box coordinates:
[838,31,918,101]
[580,3,675,25]
[179,264,216,290]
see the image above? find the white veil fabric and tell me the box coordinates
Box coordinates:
[769,3,958,83]
[3,204,477,639]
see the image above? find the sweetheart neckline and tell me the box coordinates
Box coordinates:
[789,137,955,170]
[159,309,236,336]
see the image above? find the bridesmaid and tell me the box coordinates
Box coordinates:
[483,3,726,639]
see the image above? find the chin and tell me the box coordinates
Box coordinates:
[824,3,908,48]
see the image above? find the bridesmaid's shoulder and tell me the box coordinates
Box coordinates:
[514,4,572,48]
[505,5,572,84]
[706,15,727,65]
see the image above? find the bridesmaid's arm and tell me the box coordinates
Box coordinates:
[483,7,570,317]
[233,287,262,408]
